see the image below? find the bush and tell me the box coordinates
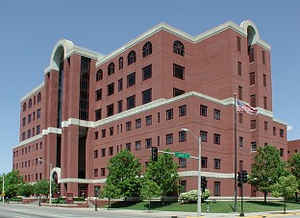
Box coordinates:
[10,196,22,202]
[179,189,210,204]
[52,197,66,204]
[73,197,85,201]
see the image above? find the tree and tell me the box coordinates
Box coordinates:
[248,145,288,204]
[144,150,179,198]
[17,183,34,197]
[288,153,300,201]
[271,175,298,214]
[99,183,121,208]
[0,170,24,198]
[104,150,142,199]
[141,178,161,210]
[33,179,56,197]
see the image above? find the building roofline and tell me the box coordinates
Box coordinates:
[20,82,44,103]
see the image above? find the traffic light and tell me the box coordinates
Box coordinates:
[151,147,158,161]
[201,176,207,192]
[238,172,242,187]
[241,170,248,183]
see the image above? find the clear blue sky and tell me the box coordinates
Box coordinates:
[0,1,299,174]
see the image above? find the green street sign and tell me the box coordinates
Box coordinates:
[175,152,190,159]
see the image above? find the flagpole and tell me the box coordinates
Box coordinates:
[234,94,238,212]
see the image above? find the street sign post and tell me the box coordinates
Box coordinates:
[174,152,190,159]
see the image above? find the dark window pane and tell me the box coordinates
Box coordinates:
[142,88,152,104]
[173,64,185,80]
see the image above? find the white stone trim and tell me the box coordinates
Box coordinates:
[59,178,106,184]
[42,127,62,136]
[20,82,44,103]
[273,118,288,126]
[179,171,235,179]
[13,134,43,149]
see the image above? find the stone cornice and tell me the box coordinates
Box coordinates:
[20,82,44,103]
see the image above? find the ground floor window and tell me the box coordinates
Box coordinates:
[180,180,187,193]
[214,181,221,196]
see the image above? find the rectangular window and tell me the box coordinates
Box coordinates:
[118,78,123,92]
[249,47,255,62]
[214,109,221,120]
[145,138,152,149]
[180,180,187,193]
[238,61,242,75]
[201,157,208,168]
[101,148,106,157]
[214,159,221,169]
[127,95,136,110]
[109,146,113,156]
[96,89,102,101]
[264,96,267,109]
[263,74,267,87]
[179,158,187,168]
[166,108,174,120]
[239,136,244,147]
[126,143,131,151]
[126,121,132,131]
[273,127,276,136]
[251,141,257,152]
[32,112,35,120]
[118,100,123,113]
[157,135,160,146]
[280,148,284,157]
[237,37,241,52]
[238,86,243,100]
[166,133,173,145]
[200,105,208,117]
[101,168,105,176]
[145,115,152,126]
[107,82,114,96]
[173,64,185,80]
[214,182,221,196]
[94,150,98,159]
[214,133,221,145]
[249,72,255,85]
[94,131,99,140]
[135,140,141,151]
[109,127,114,136]
[27,129,31,138]
[250,94,256,107]
[127,72,136,87]
[135,118,141,129]
[264,121,268,131]
[157,112,160,123]
[94,169,98,177]
[280,129,284,137]
[142,88,152,104]
[36,125,40,134]
[262,50,266,64]
[200,131,208,142]
[101,129,106,138]
[22,117,26,127]
[250,120,256,129]
[173,88,185,97]
[179,105,187,117]
[239,113,243,124]
[106,104,114,117]
[179,131,186,142]
[142,64,152,80]
[28,114,31,124]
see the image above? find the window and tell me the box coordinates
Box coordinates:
[96,69,103,81]
[32,112,35,120]
[166,133,173,145]
[179,158,187,168]
[157,135,160,146]
[135,140,141,150]
[107,63,114,75]
[264,121,268,130]
[106,104,114,117]
[101,168,105,176]
[263,74,267,87]
[173,40,184,56]
[214,109,221,120]
[214,133,221,145]
[200,131,208,142]
[238,86,243,100]
[239,136,244,147]
[126,143,131,151]
[22,117,26,127]
[173,64,185,80]
[27,129,31,138]
[37,109,41,119]
[29,99,32,108]
[200,105,208,117]
[157,112,160,123]
[179,131,186,142]
[280,148,284,157]
[32,127,35,136]
[280,129,284,137]
[179,105,187,117]
[28,114,31,124]
[145,138,152,148]
[239,113,243,124]
[118,100,123,113]
[214,182,221,196]
[214,159,221,169]
[180,180,187,193]
[127,50,136,65]
[201,157,208,168]
[273,127,276,136]
[250,94,256,107]
[142,88,152,104]
[237,37,241,52]
[107,83,114,96]
[143,41,152,57]
[126,121,132,131]
[36,125,40,134]
[173,88,185,97]
[119,57,123,70]
[94,131,99,140]
[23,102,26,112]
[238,61,242,75]
[264,96,267,109]
[95,109,101,121]
[127,95,136,110]
[142,65,152,80]
[166,108,173,120]
[251,141,257,152]
[249,46,255,62]
[101,129,106,138]
[109,127,114,136]
[135,118,141,129]
[127,72,136,87]
[109,146,113,156]
[250,120,256,129]
[145,115,152,126]
[96,89,102,101]
[262,50,266,64]
[101,148,106,157]
[94,150,98,159]
[118,78,123,92]
[249,72,255,85]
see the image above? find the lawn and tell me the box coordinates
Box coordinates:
[109,200,300,213]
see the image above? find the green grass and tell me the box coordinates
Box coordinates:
[108,201,300,213]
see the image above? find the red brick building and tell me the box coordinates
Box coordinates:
[13,20,288,198]
[288,140,300,159]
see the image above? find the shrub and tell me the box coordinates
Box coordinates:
[10,196,22,202]
[179,189,210,204]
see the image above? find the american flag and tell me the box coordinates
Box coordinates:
[237,100,258,115]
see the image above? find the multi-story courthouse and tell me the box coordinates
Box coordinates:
[12,20,288,198]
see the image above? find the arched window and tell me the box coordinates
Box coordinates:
[173,40,184,56]
[23,102,27,112]
[127,51,136,65]
[37,92,41,103]
[29,99,32,108]
[247,26,256,62]
[119,57,123,70]
[96,69,103,81]
[108,62,115,76]
[143,41,152,57]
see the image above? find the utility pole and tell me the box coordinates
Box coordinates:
[2,174,4,205]
[233,94,238,212]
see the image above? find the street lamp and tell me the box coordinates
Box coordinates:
[49,163,52,205]
[181,128,202,217]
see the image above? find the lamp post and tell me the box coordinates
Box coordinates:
[181,128,202,217]
[49,163,52,205]
[2,174,4,205]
